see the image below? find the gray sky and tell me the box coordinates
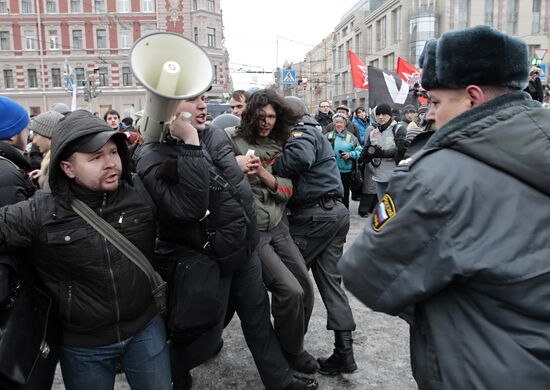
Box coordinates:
[220,0,360,89]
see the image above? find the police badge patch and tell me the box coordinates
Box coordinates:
[372,194,396,232]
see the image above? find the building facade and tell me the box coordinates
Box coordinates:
[0,0,230,116]
[327,0,550,111]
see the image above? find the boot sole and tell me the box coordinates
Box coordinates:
[318,364,358,376]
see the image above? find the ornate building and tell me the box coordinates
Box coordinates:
[0,0,230,116]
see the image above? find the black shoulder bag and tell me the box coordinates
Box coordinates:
[71,198,167,316]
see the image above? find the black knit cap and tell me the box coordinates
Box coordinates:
[375,104,392,116]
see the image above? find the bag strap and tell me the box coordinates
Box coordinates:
[70,198,164,291]
[208,165,251,225]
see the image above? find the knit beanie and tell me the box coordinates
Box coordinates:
[0,96,29,140]
[332,112,348,124]
[375,104,392,116]
[29,110,63,139]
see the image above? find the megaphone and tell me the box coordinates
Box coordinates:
[129,32,214,142]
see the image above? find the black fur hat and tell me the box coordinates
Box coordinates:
[420,25,529,90]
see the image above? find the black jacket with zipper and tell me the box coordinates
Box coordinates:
[0,110,158,347]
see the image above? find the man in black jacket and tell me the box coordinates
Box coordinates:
[0,110,171,390]
[314,100,333,130]
[0,96,61,390]
[136,94,317,390]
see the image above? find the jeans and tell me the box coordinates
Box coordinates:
[60,314,171,390]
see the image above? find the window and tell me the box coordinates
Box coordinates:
[484,0,493,25]
[3,69,13,88]
[98,67,108,87]
[142,28,156,36]
[24,30,36,50]
[122,66,132,86]
[21,0,33,13]
[207,0,214,12]
[48,30,59,49]
[46,0,56,13]
[506,0,518,34]
[458,0,470,28]
[207,27,215,47]
[366,26,372,53]
[51,68,62,87]
[376,17,386,50]
[384,53,394,70]
[117,0,129,12]
[342,71,347,93]
[28,69,38,88]
[75,67,86,86]
[0,31,10,50]
[532,0,541,34]
[338,44,344,68]
[345,39,351,65]
[70,0,81,12]
[213,64,217,84]
[334,74,339,96]
[119,29,131,48]
[0,0,8,13]
[94,0,105,13]
[141,0,153,12]
[342,26,348,37]
[96,29,107,49]
[194,27,198,42]
[192,0,197,10]
[72,29,83,49]
[355,33,361,54]
[391,7,401,44]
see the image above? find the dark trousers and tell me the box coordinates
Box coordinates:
[258,220,315,355]
[288,201,356,331]
[340,172,351,209]
[358,193,378,216]
[173,254,293,390]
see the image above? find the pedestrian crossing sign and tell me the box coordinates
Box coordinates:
[282,70,297,85]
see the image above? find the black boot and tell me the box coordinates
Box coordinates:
[283,375,318,390]
[284,349,318,374]
[317,330,357,376]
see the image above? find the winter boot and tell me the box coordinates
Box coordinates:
[317,330,357,375]
[283,375,319,390]
[284,349,318,374]
[173,371,192,390]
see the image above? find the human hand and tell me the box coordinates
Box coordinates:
[28,169,41,181]
[340,151,350,160]
[245,155,262,175]
[170,112,199,145]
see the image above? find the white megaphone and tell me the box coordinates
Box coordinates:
[129,32,214,142]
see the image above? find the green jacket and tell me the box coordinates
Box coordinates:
[225,127,293,232]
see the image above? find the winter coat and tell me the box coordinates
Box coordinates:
[136,125,258,274]
[0,111,158,348]
[224,127,292,232]
[325,130,362,173]
[314,111,333,130]
[273,115,343,209]
[352,117,368,145]
[340,92,550,389]
[0,143,35,205]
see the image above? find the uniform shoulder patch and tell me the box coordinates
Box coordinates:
[372,194,396,232]
[291,131,304,138]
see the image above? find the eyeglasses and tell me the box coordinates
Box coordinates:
[320,105,330,108]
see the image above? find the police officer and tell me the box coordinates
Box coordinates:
[340,25,550,388]
[273,96,357,376]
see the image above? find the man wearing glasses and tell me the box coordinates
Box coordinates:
[314,100,333,130]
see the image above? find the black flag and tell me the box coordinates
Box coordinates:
[368,66,416,109]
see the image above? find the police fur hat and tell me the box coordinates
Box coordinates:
[420,25,529,90]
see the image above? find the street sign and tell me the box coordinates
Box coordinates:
[534,48,547,60]
[282,69,296,85]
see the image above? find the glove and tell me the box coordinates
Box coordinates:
[0,263,11,307]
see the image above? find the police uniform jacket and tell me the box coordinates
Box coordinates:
[273,115,343,209]
[339,92,550,389]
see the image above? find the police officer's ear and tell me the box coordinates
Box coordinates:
[464,85,487,108]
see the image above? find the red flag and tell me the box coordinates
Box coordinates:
[397,57,428,104]
[396,57,421,87]
[348,50,368,89]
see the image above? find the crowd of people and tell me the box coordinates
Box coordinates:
[0,24,549,390]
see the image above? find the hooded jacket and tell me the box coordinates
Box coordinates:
[340,92,550,389]
[0,110,158,348]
